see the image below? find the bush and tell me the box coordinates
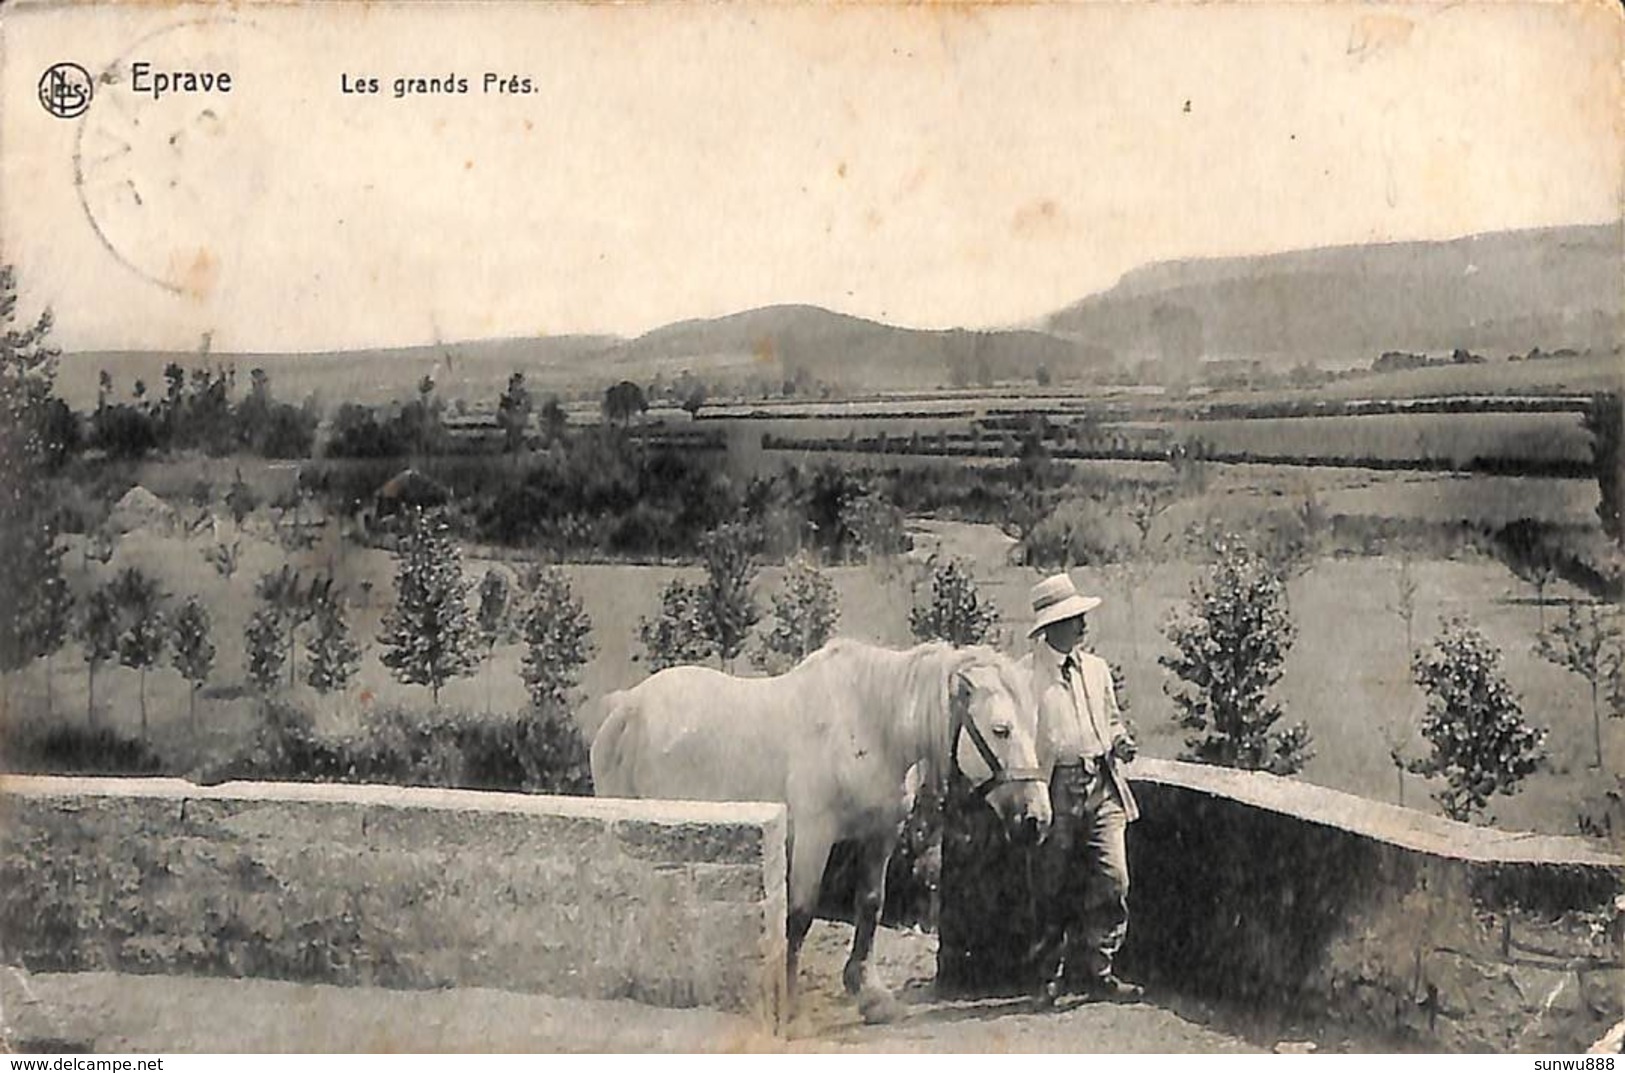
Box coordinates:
[0,723,165,776]
[1584,392,1621,545]
[1019,498,1134,570]
[220,702,593,795]
[845,488,909,564]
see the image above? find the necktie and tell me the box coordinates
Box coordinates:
[1063,653,1102,755]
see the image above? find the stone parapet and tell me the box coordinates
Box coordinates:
[0,777,788,1029]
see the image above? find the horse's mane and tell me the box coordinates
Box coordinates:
[792,638,1029,781]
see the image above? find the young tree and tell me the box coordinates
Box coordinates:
[305,594,361,695]
[414,372,443,459]
[0,265,70,696]
[110,567,167,737]
[602,380,647,427]
[226,468,259,526]
[169,596,216,729]
[1536,601,1623,770]
[910,557,1000,647]
[1411,617,1547,823]
[378,508,479,704]
[639,579,718,671]
[539,396,569,443]
[74,586,120,728]
[752,551,840,673]
[519,566,595,710]
[256,566,329,687]
[202,539,242,580]
[1390,553,1420,654]
[699,522,761,669]
[1160,534,1312,776]
[496,372,533,455]
[680,378,708,419]
[1376,554,1424,802]
[244,607,288,695]
[475,568,518,712]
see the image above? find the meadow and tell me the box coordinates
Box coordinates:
[8,490,1620,841]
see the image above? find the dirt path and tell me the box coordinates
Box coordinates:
[2,924,1258,1054]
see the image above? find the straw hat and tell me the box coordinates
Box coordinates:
[1027,573,1103,637]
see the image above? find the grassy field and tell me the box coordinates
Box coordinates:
[1162,411,1591,466]
[8,501,1619,840]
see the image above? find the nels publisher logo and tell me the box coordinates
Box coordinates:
[39,62,93,118]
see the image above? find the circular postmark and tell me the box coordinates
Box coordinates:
[73,17,275,296]
[39,62,94,119]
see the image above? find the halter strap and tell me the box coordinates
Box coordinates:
[949,682,1046,799]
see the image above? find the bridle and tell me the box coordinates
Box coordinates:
[948,674,1046,799]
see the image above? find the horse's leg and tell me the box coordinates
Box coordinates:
[784,819,836,1015]
[786,908,814,1008]
[845,833,905,1024]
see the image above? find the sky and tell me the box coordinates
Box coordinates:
[2,1,1620,353]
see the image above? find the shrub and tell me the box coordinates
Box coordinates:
[220,703,593,796]
[1018,498,1132,570]
[845,489,909,565]
[1584,392,1621,545]
[0,723,165,776]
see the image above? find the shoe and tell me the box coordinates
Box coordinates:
[1080,974,1143,1002]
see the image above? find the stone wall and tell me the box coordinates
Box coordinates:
[941,758,1623,1052]
[0,776,787,1028]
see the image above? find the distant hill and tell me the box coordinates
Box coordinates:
[1045,223,1622,372]
[60,222,1621,407]
[597,304,1092,391]
[62,307,1099,408]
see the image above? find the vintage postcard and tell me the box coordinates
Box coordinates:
[0,0,1621,1056]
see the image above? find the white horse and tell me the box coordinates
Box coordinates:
[590,639,1051,1022]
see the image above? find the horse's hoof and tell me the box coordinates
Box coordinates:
[1034,979,1063,1012]
[858,990,904,1025]
[841,961,865,996]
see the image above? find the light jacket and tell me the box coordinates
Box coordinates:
[1020,644,1140,823]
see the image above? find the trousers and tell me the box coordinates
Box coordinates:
[1034,760,1129,981]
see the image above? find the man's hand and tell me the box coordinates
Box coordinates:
[1111,735,1138,763]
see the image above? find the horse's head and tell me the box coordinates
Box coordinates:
[949,653,1051,846]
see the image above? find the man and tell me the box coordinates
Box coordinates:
[1021,572,1142,1006]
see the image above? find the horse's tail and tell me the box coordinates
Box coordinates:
[589,689,638,798]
